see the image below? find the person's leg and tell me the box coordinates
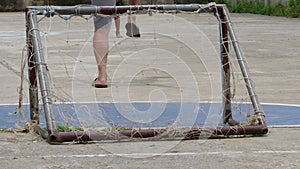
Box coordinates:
[91,0,116,88]
[114,16,122,38]
[128,0,141,23]
[93,27,110,86]
[126,0,141,37]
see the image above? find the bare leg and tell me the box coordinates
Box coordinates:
[93,27,110,86]
[114,16,122,38]
[128,0,141,24]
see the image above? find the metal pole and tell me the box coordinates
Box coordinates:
[26,4,218,15]
[47,125,268,143]
[265,0,271,7]
[28,11,58,136]
[222,7,266,123]
[26,8,39,126]
[219,9,232,124]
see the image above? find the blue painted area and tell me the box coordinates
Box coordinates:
[0,105,26,129]
[0,103,299,129]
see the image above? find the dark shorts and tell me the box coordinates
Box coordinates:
[116,0,124,6]
[91,0,116,29]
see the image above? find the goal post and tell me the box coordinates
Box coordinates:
[25,3,268,144]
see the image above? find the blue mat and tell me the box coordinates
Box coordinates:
[0,103,299,129]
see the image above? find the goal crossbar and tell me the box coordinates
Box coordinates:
[27,4,219,15]
[25,4,268,144]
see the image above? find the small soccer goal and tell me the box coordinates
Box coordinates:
[23,3,268,144]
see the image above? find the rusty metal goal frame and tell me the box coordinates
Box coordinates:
[25,3,268,144]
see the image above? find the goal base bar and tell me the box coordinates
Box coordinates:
[37,125,268,144]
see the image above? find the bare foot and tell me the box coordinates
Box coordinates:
[116,32,123,38]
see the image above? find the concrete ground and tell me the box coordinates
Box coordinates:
[0,11,299,169]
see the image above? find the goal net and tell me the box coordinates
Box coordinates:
[22,3,268,144]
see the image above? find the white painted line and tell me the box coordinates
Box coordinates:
[0,150,299,159]
[0,101,221,106]
[261,102,300,107]
[1,101,299,107]
[269,125,300,128]
[0,103,21,106]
